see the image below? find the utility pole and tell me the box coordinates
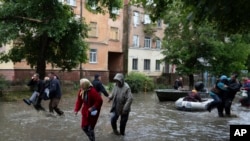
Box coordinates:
[79,0,83,79]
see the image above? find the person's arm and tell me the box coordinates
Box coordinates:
[88,88,103,112]
[74,89,83,115]
[122,87,133,114]
[27,79,35,86]
[99,84,109,97]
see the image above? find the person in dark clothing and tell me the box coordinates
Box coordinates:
[173,77,183,90]
[224,73,241,117]
[92,74,109,98]
[206,75,228,117]
[183,89,202,102]
[195,81,207,92]
[23,73,45,111]
[48,72,64,116]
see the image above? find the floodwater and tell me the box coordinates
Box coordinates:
[0,92,250,141]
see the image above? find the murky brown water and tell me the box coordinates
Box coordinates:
[0,92,249,141]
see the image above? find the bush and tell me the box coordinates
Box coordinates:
[125,72,154,93]
[0,75,9,90]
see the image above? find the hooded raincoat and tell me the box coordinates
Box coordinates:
[109,73,133,115]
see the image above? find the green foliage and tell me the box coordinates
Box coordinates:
[107,82,114,92]
[0,75,9,91]
[182,0,250,34]
[132,0,250,34]
[0,0,89,78]
[125,72,154,93]
[85,0,123,20]
[161,0,250,76]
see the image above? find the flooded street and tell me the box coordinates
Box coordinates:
[0,92,250,141]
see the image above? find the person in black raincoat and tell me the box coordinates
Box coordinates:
[92,74,109,98]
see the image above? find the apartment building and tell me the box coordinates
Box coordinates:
[123,1,167,77]
[0,0,124,83]
[0,0,169,83]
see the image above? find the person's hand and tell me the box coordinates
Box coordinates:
[108,98,112,103]
[88,107,92,112]
[75,111,78,116]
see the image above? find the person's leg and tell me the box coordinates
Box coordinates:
[120,113,129,135]
[217,95,225,117]
[29,91,38,103]
[34,97,46,111]
[23,91,38,105]
[49,99,54,113]
[224,97,233,116]
[82,125,95,141]
[52,98,64,116]
[111,112,120,135]
[207,94,221,112]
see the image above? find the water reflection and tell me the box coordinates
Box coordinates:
[0,92,250,141]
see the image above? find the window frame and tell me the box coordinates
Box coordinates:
[144,59,151,71]
[133,35,140,47]
[132,58,138,70]
[89,49,97,63]
[144,37,151,48]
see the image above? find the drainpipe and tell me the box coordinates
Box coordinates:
[79,0,83,79]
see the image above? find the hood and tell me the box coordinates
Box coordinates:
[113,73,124,85]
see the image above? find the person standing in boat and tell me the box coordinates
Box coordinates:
[173,77,183,90]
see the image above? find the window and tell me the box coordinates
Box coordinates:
[111,7,120,15]
[66,0,76,6]
[146,0,154,5]
[144,14,151,24]
[144,59,151,70]
[133,35,139,47]
[86,0,97,10]
[89,49,97,63]
[110,27,119,40]
[144,37,151,48]
[132,58,138,70]
[157,19,162,27]
[88,22,98,37]
[155,60,160,70]
[156,40,161,49]
[133,11,140,27]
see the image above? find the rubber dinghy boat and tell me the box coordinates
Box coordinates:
[175,97,213,111]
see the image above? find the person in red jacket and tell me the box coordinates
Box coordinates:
[74,78,103,141]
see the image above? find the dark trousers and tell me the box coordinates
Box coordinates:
[82,126,95,141]
[217,94,227,117]
[111,112,129,135]
[224,95,236,116]
[49,97,63,115]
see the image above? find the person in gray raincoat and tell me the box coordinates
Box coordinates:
[108,73,133,136]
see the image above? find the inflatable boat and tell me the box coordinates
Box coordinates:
[175,97,213,111]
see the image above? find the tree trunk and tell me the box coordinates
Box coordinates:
[188,74,194,90]
[36,34,48,79]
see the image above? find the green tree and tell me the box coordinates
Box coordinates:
[85,0,123,20]
[161,0,250,88]
[0,0,90,79]
[130,0,250,34]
